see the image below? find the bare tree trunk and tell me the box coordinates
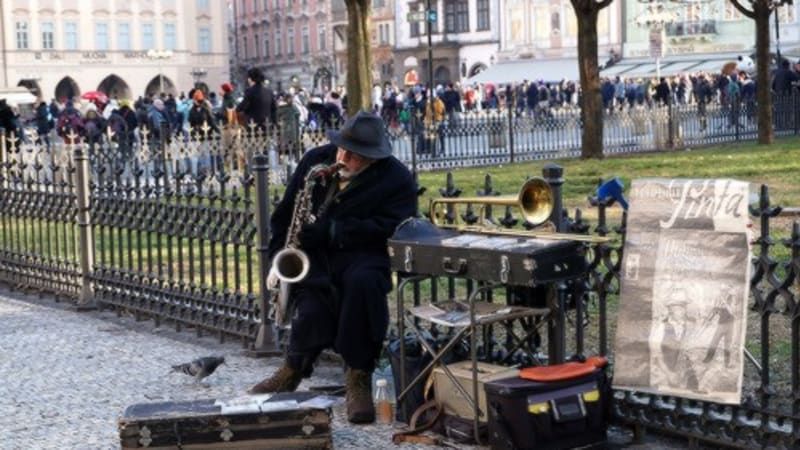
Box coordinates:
[754,6,774,144]
[345,0,372,116]
[730,0,774,144]
[575,4,603,159]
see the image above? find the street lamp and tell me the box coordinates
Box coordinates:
[147,49,174,95]
[634,2,678,79]
[190,67,208,89]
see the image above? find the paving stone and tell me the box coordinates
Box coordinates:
[0,289,688,449]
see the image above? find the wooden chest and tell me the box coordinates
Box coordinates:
[118,392,333,449]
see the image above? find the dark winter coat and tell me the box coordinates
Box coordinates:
[268,144,417,287]
[236,83,276,129]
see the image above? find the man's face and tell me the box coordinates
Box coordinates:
[336,148,372,179]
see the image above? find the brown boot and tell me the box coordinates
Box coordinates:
[346,369,375,424]
[248,365,303,394]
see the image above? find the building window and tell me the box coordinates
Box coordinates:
[253,0,258,12]
[778,5,795,24]
[373,0,385,7]
[264,0,269,11]
[197,0,209,9]
[198,27,211,52]
[64,22,78,50]
[723,2,741,21]
[445,0,468,33]
[302,26,309,53]
[477,0,489,31]
[380,24,389,45]
[142,23,154,49]
[95,23,109,50]
[318,26,326,51]
[254,33,260,58]
[15,22,28,49]
[288,26,295,57]
[41,22,55,49]
[164,23,176,50]
[243,36,248,58]
[118,23,131,50]
[410,3,421,37]
[275,27,282,56]
[264,35,270,58]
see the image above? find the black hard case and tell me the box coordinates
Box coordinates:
[388,219,587,287]
[484,370,608,450]
[118,392,332,449]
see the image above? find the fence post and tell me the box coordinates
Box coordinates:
[73,146,96,310]
[160,122,170,184]
[248,152,282,356]
[507,85,515,163]
[667,97,675,149]
[0,129,6,189]
[542,163,564,232]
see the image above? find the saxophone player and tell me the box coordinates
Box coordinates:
[249,111,417,424]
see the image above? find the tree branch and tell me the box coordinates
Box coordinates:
[596,0,613,11]
[730,0,756,20]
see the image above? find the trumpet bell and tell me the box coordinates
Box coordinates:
[272,247,310,283]
[518,177,554,226]
[430,176,554,228]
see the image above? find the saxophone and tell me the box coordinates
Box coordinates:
[269,161,343,328]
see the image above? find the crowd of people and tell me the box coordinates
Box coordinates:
[0,59,798,162]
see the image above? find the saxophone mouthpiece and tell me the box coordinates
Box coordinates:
[318,162,345,178]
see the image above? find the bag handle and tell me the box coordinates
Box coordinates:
[392,371,445,446]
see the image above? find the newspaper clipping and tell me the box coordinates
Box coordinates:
[612,179,751,404]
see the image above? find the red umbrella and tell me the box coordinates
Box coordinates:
[81,91,109,104]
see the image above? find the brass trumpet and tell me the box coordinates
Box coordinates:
[429,178,614,244]
[430,177,555,228]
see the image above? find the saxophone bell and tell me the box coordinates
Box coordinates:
[272,247,310,284]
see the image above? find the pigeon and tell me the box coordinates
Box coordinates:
[171,356,225,382]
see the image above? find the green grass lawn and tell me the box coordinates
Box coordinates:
[416,138,800,217]
[2,138,800,294]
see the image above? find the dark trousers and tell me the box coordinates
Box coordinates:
[287,257,391,376]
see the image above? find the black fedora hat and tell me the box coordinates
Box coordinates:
[326,111,392,160]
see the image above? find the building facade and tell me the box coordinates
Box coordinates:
[232,0,333,94]
[394,0,501,87]
[1,0,229,101]
[500,0,621,61]
[622,0,759,59]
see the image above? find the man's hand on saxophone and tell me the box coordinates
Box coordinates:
[298,221,330,249]
[266,266,280,291]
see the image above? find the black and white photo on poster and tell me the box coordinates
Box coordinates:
[613,179,751,404]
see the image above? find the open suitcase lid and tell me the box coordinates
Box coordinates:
[519,356,608,382]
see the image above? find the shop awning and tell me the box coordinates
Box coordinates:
[0,88,37,107]
[600,53,748,79]
[468,58,579,84]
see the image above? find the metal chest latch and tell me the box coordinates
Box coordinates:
[138,425,152,447]
[404,246,413,272]
[499,255,510,284]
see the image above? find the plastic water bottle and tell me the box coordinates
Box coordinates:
[374,378,394,424]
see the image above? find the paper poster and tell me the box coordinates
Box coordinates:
[612,179,751,404]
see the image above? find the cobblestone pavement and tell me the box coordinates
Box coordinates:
[0,288,689,450]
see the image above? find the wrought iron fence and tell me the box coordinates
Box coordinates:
[1,117,799,446]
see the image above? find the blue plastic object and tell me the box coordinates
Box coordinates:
[596,177,629,211]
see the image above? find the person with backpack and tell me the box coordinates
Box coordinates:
[56,101,85,145]
[107,100,137,173]
[188,90,219,176]
[83,106,107,149]
[34,99,52,151]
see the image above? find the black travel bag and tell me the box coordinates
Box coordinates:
[484,365,609,450]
